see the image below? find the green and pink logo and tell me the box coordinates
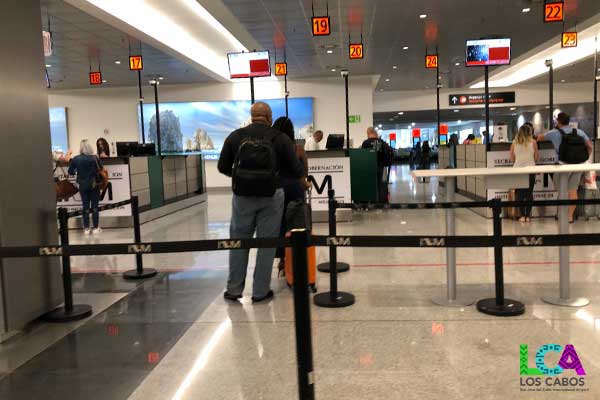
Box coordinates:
[520,344,586,376]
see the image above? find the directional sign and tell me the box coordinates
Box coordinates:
[129,55,143,70]
[449,92,515,106]
[561,32,577,48]
[544,1,564,23]
[312,16,331,36]
[349,43,364,60]
[425,55,438,69]
[275,62,287,76]
[89,71,102,85]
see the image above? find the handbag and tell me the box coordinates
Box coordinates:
[284,189,313,231]
[54,166,78,201]
[94,157,109,191]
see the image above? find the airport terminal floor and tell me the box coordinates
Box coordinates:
[2,165,600,399]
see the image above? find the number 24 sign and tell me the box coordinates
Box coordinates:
[425,55,438,69]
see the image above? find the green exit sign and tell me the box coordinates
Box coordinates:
[348,115,361,124]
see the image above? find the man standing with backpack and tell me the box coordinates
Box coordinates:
[361,127,394,204]
[537,112,592,222]
[218,102,304,303]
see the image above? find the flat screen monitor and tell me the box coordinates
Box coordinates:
[326,134,345,150]
[227,51,271,79]
[117,142,138,157]
[465,38,511,67]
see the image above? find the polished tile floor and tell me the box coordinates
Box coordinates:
[2,164,600,399]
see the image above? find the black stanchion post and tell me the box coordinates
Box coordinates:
[290,229,316,400]
[124,197,158,280]
[44,208,93,322]
[317,189,350,273]
[314,190,355,308]
[476,199,525,317]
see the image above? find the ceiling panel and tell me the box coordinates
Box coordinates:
[221,0,600,90]
[41,0,214,89]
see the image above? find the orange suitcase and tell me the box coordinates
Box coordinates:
[284,232,317,292]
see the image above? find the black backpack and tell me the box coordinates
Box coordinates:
[558,128,588,164]
[232,130,279,197]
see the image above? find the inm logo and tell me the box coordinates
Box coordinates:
[419,238,445,247]
[217,240,242,249]
[520,344,586,376]
[38,246,63,256]
[127,244,152,254]
[326,237,351,246]
[516,236,543,246]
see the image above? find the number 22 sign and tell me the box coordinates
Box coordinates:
[544,1,563,23]
[349,43,364,60]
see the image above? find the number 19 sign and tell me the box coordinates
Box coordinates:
[349,43,364,60]
[312,16,330,36]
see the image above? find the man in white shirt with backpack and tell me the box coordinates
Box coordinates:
[218,102,304,303]
[537,112,592,222]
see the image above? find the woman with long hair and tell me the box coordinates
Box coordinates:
[96,137,110,158]
[68,139,103,235]
[510,124,539,222]
[272,116,309,274]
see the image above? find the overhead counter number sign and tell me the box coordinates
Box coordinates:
[312,16,330,36]
[544,1,563,23]
[275,62,287,76]
[561,32,577,48]
[89,71,102,85]
[129,55,143,70]
[425,55,438,69]
[349,43,363,60]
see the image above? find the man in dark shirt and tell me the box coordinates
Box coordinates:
[218,102,303,303]
[361,127,393,203]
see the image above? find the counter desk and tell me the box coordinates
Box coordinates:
[55,154,207,228]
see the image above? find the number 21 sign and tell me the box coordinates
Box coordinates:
[275,62,287,76]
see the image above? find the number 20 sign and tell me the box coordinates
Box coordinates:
[349,43,364,60]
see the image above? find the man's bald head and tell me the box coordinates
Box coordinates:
[251,102,273,126]
[367,127,378,139]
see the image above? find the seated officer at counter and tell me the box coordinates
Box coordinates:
[361,127,394,203]
[537,112,592,222]
[304,130,323,151]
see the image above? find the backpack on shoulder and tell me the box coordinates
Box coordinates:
[558,128,588,164]
[232,130,279,196]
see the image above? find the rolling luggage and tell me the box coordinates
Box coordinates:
[283,189,317,292]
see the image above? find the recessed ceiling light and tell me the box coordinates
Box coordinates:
[327,50,333,54]
[378,124,382,128]
[419,14,427,19]
[510,107,516,110]
[455,62,460,66]
[458,120,462,123]
[385,78,390,82]
[454,109,460,113]
[412,122,416,126]
[102,80,107,83]
[115,60,121,64]
[159,76,164,80]
[398,112,404,115]
[45,64,52,68]
[380,88,384,91]
[331,68,336,72]
[393,65,398,69]
[560,79,566,83]
[522,8,531,13]
[403,46,409,50]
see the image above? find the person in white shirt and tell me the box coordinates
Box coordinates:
[304,130,323,151]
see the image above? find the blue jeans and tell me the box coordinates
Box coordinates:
[80,181,100,229]
[227,189,284,298]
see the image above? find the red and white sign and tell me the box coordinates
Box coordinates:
[466,38,511,67]
[412,128,421,138]
[228,51,271,79]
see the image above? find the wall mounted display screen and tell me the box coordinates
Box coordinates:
[465,38,511,67]
[227,51,271,78]
[49,107,69,154]
[139,98,314,159]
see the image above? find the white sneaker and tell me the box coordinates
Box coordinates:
[92,227,102,235]
[83,229,91,236]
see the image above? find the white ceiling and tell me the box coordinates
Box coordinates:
[43,0,600,90]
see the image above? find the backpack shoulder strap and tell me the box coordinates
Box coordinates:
[572,128,578,135]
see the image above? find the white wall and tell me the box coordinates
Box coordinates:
[49,75,375,188]
[374,82,598,112]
